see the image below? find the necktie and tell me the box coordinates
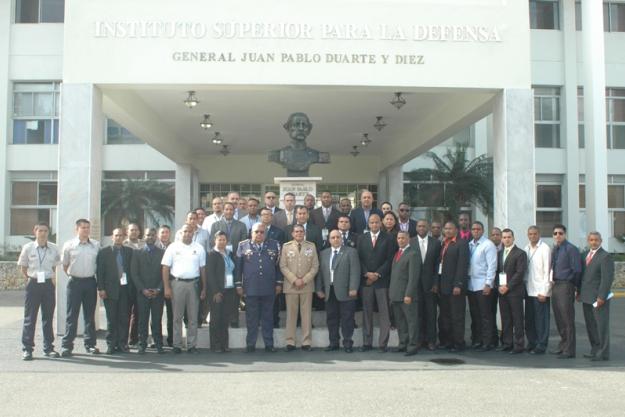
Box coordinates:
[115,248,123,278]
[420,239,426,263]
[323,208,329,222]
[372,234,377,248]
[342,232,347,245]
[585,250,594,266]
[331,249,339,269]
[287,211,293,224]
[298,243,302,252]
[503,247,510,263]
[226,221,232,237]
[394,248,403,262]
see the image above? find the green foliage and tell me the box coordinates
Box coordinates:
[101,178,174,228]
[404,145,493,221]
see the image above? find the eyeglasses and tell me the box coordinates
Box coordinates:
[266,196,276,199]
[253,230,265,234]
[553,231,564,236]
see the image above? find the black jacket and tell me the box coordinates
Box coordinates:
[96,245,133,300]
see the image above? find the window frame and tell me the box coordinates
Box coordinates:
[11,81,61,145]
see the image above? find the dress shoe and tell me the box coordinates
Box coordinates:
[426,343,436,352]
[378,346,388,353]
[105,346,115,355]
[509,349,524,354]
[172,347,182,354]
[138,347,146,355]
[22,351,33,361]
[265,346,277,353]
[245,346,256,353]
[325,345,340,352]
[150,343,157,348]
[344,347,354,353]
[496,345,512,352]
[476,345,494,352]
[471,342,483,350]
[405,348,419,357]
[557,353,574,359]
[118,345,130,353]
[301,345,312,352]
[359,345,373,352]
[44,350,60,358]
[187,347,199,354]
[590,356,608,362]
[392,347,407,353]
[60,349,72,358]
[166,340,173,348]
[85,346,100,354]
[438,344,453,351]
[156,346,165,354]
[583,353,597,359]
[221,348,232,353]
[285,345,296,352]
[548,349,563,355]
[529,349,545,355]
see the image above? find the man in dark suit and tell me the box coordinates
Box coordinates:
[436,221,469,352]
[496,228,527,354]
[397,202,417,237]
[357,213,394,352]
[130,228,165,354]
[285,206,323,251]
[96,228,134,354]
[350,189,383,234]
[263,191,282,215]
[273,192,297,230]
[310,191,341,246]
[324,215,358,250]
[389,231,421,356]
[579,231,614,361]
[411,219,441,351]
[316,230,361,352]
[260,207,286,244]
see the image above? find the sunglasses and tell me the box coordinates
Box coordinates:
[553,231,564,236]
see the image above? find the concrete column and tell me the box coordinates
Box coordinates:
[175,163,193,229]
[191,167,200,209]
[377,169,388,205]
[492,89,536,248]
[582,0,609,239]
[387,165,404,208]
[473,119,489,227]
[562,0,582,246]
[0,0,11,252]
[56,84,104,333]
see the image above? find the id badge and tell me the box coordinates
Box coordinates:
[120,273,128,286]
[322,228,329,241]
[225,273,234,288]
[438,263,442,275]
[499,273,507,286]
[36,271,46,283]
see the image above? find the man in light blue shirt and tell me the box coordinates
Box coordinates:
[467,221,498,351]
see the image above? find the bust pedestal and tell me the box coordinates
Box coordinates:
[274,177,322,207]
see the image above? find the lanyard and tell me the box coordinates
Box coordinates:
[36,246,47,269]
[527,241,541,264]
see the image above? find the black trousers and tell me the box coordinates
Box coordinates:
[22,279,56,353]
[417,281,437,345]
[209,289,236,350]
[325,286,356,348]
[103,289,129,349]
[137,291,164,348]
[526,296,550,351]
[165,298,174,346]
[439,293,466,348]
[392,301,420,349]
[61,277,98,351]
[468,290,496,346]
[583,301,610,360]
[552,281,576,356]
[127,289,138,345]
[273,292,285,327]
[499,294,524,350]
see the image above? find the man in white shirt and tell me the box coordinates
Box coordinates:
[240,197,261,233]
[467,221,498,351]
[202,197,224,232]
[524,225,552,354]
[162,224,207,353]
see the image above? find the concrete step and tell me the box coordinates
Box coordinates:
[231,310,383,328]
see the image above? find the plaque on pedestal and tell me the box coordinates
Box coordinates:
[274,177,322,207]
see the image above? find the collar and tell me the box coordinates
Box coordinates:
[370,231,380,238]
[74,237,93,246]
[417,235,428,242]
[444,236,457,245]
[36,242,49,248]
[399,244,410,251]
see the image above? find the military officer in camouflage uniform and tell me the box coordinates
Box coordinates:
[236,223,282,353]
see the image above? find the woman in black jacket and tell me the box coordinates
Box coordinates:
[206,231,238,352]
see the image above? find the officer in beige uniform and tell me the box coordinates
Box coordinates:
[279,224,319,351]
[18,222,61,360]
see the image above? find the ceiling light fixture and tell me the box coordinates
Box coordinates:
[184,91,199,108]
[220,145,230,156]
[350,145,360,157]
[373,116,387,131]
[211,132,222,145]
[390,92,406,110]
[360,133,371,147]
[200,114,213,129]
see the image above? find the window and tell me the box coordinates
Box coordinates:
[536,184,562,237]
[10,181,57,235]
[12,82,60,144]
[534,87,561,148]
[577,87,585,148]
[530,0,560,30]
[605,1,625,32]
[105,119,144,145]
[609,182,625,238]
[15,0,64,23]
[607,88,625,149]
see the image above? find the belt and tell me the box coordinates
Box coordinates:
[29,277,52,281]
[172,276,199,281]
[70,275,95,279]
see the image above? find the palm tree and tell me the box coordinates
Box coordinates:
[101,178,174,230]
[404,145,493,221]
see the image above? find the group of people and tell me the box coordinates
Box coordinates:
[18,189,615,362]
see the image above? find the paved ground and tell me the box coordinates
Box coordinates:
[1,291,625,416]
